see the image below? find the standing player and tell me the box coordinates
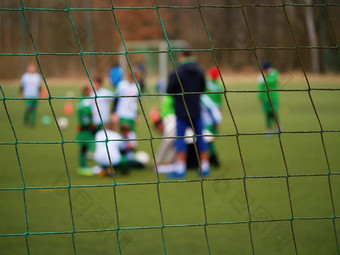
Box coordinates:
[149,96,177,174]
[167,51,210,178]
[108,62,124,89]
[90,77,114,132]
[205,66,224,166]
[113,68,141,132]
[76,85,95,176]
[206,66,224,108]
[200,94,222,167]
[20,63,42,127]
[257,61,280,136]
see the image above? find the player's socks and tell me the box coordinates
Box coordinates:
[175,161,186,174]
[30,111,37,126]
[79,153,87,168]
[24,111,30,125]
[199,160,210,177]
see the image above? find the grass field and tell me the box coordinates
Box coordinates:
[0,75,340,255]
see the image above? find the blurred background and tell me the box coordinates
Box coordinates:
[1,0,340,79]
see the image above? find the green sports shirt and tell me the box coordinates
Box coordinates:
[77,98,92,128]
[161,96,175,119]
[257,68,280,113]
[206,78,224,107]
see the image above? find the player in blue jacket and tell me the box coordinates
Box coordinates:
[167,51,210,178]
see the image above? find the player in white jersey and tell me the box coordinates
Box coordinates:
[113,68,141,132]
[20,64,42,126]
[90,77,114,132]
[93,120,129,176]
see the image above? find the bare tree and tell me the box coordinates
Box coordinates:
[305,0,320,73]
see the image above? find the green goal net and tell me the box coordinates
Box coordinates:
[0,1,340,255]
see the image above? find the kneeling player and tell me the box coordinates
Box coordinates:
[93,121,129,176]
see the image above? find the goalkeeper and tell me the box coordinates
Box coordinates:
[76,85,95,176]
[20,63,42,127]
[257,61,280,135]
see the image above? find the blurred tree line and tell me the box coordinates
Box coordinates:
[0,0,339,79]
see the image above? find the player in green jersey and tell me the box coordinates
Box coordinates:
[76,85,95,176]
[206,66,224,108]
[257,62,280,136]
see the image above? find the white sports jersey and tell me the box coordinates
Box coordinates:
[21,72,41,98]
[91,88,114,125]
[200,94,222,127]
[94,129,124,166]
[115,80,139,120]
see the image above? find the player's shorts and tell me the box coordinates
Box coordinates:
[76,130,95,151]
[263,101,278,115]
[119,117,135,131]
[25,99,38,110]
[175,117,208,153]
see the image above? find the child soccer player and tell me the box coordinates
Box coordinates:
[93,120,129,176]
[200,94,222,167]
[206,66,224,108]
[113,68,141,132]
[90,77,114,131]
[149,96,177,173]
[76,85,95,176]
[20,63,42,127]
[257,61,280,136]
[108,62,124,88]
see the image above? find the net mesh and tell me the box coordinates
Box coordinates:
[0,1,339,254]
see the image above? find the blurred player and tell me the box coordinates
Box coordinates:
[149,96,176,173]
[20,63,42,127]
[113,67,141,132]
[120,124,144,168]
[257,61,280,136]
[93,120,129,176]
[200,94,222,167]
[90,77,114,132]
[206,66,224,108]
[108,62,124,89]
[205,66,224,166]
[135,63,146,93]
[167,51,210,178]
[76,85,95,176]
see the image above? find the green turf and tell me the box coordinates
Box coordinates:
[0,80,339,255]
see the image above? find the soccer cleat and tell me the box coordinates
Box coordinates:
[198,169,210,177]
[77,167,95,176]
[166,171,186,179]
[198,161,210,177]
[265,130,274,138]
